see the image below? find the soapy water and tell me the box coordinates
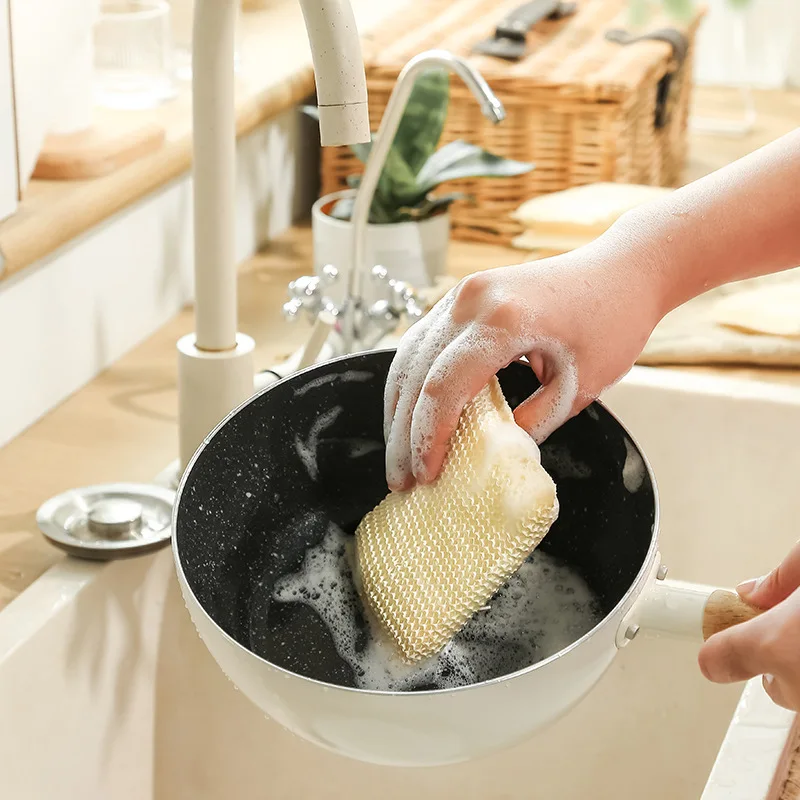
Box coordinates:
[294,406,342,481]
[272,524,602,692]
[294,370,373,397]
[622,437,646,493]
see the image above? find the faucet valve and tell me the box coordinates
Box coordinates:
[284,265,342,323]
[369,264,424,321]
[389,279,424,319]
[368,265,424,322]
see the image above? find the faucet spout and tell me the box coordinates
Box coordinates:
[178,0,371,467]
[342,50,506,352]
[298,0,371,146]
[191,0,370,352]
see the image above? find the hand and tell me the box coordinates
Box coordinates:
[698,540,800,711]
[383,234,664,491]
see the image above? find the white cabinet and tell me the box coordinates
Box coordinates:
[0,0,17,222]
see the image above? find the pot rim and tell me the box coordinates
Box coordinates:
[312,189,450,231]
[172,349,661,699]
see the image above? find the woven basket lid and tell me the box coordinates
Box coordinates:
[362,0,703,102]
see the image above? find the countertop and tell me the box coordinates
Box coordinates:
[0,0,410,278]
[0,0,797,280]
[0,9,798,790]
[0,79,799,789]
[4,214,800,612]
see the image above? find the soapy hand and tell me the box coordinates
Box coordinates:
[698,541,800,711]
[383,238,663,491]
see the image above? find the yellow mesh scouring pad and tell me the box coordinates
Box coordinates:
[355,377,559,663]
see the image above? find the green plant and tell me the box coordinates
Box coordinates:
[302,69,533,225]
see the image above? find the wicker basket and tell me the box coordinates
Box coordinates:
[319,0,703,245]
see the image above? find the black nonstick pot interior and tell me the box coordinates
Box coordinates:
[175,350,656,690]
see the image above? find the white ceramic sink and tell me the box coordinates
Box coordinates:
[0,366,798,798]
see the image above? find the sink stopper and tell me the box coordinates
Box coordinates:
[36,482,175,560]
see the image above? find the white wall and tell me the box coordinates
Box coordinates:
[0,0,17,221]
[0,106,318,449]
[693,0,800,88]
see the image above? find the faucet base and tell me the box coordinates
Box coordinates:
[177,333,256,472]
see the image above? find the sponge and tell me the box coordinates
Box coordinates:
[355,377,559,663]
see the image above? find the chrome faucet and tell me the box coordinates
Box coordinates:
[284,49,507,356]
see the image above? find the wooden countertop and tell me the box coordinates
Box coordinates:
[0,0,410,278]
[0,82,799,614]
[0,4,797,281]
[3,217,800,613]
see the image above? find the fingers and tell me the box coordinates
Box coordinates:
[698,593,800,712]
[698,609,775,684]
[383,312,435,443]
[762,674,796,710]
[513,381,571,445]
[513,345,581,444]
[410,331,511,484]
[738,538,800,610]
[384,302,457,492]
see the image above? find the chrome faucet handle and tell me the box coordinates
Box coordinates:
[371,265,390,284]
[284,266,342,322]
[366,264,425,322]
[284,275,320,322]
[320,264,339,285]
[387,278,424,319]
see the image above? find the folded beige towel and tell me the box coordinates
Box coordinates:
[512,182,674,241]
[640,269,800,367]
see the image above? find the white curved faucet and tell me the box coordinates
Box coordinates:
[284,50,506,355]
[177,0,370,470]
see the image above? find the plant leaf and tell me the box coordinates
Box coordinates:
[372,146,420,212]
[388,68,450,177]
[301,104,374,162]
[414,140,485,190]
[415,148,533,195]
[328,192,399,224]
[330,197,354,220]
[399,192,473,220]
[349,139,373,164]
[370,195,398,224]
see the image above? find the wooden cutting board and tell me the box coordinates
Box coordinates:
[32,120,166,180]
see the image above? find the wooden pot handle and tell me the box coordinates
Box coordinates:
[702,589,763,640]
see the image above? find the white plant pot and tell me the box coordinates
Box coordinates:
[311,189,450,304]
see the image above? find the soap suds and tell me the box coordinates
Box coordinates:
[272,524,601,692]
[294,406,342,480]
[383,277,580,487]
[341,438,383,459]
[622,437,646,493]
[295,370,373,397]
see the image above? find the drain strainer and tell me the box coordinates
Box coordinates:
[36,482,175,560]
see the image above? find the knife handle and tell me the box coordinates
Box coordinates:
[495,0,572,42]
